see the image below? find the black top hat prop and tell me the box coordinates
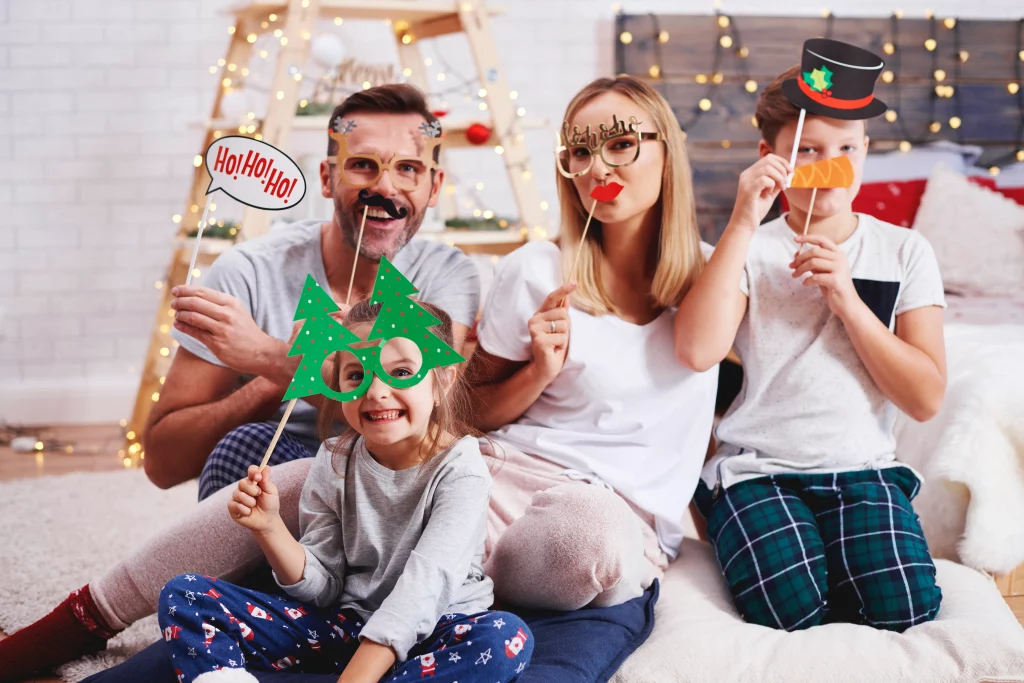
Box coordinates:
[782,38,888,120]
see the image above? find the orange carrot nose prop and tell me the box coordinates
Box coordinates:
[791,155,855,189]
[791,155,855,237]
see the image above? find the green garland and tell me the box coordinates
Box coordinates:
[184,220,240,240]
[444,216,516,231]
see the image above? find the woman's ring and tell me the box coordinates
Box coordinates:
[550,320,557,333]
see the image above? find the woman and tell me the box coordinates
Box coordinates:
[0,76,717,680]
[469,76,718,610]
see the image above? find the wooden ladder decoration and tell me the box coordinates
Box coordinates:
[125,0,544,461]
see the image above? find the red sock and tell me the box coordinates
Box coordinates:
[0,584,119,682]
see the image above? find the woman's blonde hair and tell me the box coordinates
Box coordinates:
[556,76,705,315]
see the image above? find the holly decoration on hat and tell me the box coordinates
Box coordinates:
[803,65,834,95]
[283,275,362,401]
[367,256,464,387]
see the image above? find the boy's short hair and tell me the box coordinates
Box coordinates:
[755,65,803,148]
[326,83,440,160]
[755,65,868,148]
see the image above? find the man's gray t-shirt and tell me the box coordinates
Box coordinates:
[277,435,494,661]
[171,219,480,451]
[703,214,946,491]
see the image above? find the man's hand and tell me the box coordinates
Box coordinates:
[172,285,289,381]
[791,234,861,319]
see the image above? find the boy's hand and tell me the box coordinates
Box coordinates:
[729,155,791,233]
[791,235,860,318]
[228,465,281,534]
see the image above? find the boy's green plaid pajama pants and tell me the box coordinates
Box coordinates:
[694,466,942,632]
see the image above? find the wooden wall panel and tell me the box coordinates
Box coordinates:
[616,13,1024,241]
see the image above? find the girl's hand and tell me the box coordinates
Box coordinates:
[729,154,791,234]
[791,235,860,318]
[228,465,281,534]
[528,283,576,384]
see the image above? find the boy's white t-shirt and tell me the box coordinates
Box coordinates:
[476,241,719,558]
[704,213,946,491]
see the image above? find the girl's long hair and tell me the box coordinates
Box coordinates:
[316,299,485,468]
[556,75,705,315]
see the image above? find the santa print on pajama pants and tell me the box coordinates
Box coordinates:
[158,575,533,682]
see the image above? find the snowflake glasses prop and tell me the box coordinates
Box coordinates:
[326,116,443,192]
[284,258,464,403]
[555,114,663,178]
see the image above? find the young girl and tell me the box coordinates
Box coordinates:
[157,301,532,683]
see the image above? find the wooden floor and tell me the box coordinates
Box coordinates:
[0,424,125,683]
[0,424,1022,683]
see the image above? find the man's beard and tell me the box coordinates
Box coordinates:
[334,194,427,261]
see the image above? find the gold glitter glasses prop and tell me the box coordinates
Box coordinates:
[327,127,442,192]
[556,114,664,178]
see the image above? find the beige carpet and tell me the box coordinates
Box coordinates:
[0,469,197,681]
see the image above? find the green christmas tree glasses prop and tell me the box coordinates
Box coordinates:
[284,258,465,403]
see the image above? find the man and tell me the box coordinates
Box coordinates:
[144,83,479,497]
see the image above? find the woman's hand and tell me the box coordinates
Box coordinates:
[729,154,791,234]
[791,235,860,319]
[528,283,576,384]
[228,465,281,534]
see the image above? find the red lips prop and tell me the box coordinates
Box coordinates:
[590,182,624,202]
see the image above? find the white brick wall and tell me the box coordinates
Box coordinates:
[1,0,1021,424]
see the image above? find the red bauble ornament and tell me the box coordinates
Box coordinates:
[465,123,492,145]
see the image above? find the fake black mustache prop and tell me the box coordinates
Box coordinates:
[358,189,408,219]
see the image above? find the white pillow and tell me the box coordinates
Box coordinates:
[862,140,981,182]
[912,163,1024,297]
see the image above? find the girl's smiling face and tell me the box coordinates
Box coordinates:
[337,322,439,450]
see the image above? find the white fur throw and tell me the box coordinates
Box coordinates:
[895,323,1024,574]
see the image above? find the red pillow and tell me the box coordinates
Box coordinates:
[995,185,1024,205]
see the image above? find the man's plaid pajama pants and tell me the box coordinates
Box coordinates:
[694,466,941,633]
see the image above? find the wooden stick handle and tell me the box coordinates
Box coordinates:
[561,199,598,306]
[786,108,806,187]
[802,187,817,237]
[259,398,297,470]
[345,205,368,307]
[185,194,215,287]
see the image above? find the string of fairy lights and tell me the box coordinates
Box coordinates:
[125,8,543,467]
[618,9,1024,173]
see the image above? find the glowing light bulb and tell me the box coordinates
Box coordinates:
[949,116,962,129]
[924,38,936,51]
[883,42,895,54]
[744,80,757,93]
[698,98,712,111]
[885,110,898,122]
[899,141,911,152]
[619,31,633,44]
[718,15,730,27]
[649,65,661,78]
[719,35,733,48]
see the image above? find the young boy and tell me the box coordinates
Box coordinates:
[674,39,946,632]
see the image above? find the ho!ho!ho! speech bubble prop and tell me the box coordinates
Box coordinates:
[183,136,308,287]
